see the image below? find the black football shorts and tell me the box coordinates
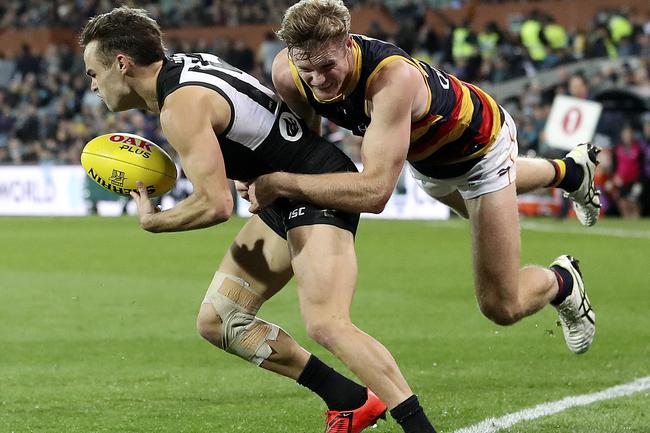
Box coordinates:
[258,198,359,239]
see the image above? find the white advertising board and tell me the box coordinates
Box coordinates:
[544,95,602,151]
[0,165,450,220]
[0,165,87,216]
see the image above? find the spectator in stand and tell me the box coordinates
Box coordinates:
[639,113,650,216]
[367,20,389,41]
[641,10,650,57]
[478,21,501,60]
[520,9,547,67]
[568,70,590,100]
[14,104,40,144]
[572,30,588,60]
[228,39,256,73]
[587,23,618,59]
[0,51,15,88]
[14,43,41,77]
[258,31,285,87]
[607,124,643,218]
[0,90,16,146]
[0,145,10,163]
[541,14,572,68]
[608,11,634,55]
[7,137,23,164]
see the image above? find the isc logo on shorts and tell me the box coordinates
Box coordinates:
[279,112,303,142]
[288,207,306,219]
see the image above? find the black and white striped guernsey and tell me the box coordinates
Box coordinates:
[156,52,355,181]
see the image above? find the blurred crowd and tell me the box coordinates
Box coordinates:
[0,0,379,29]
[503,63,650,219]
[1,1,649,217]
[375,5,650,84]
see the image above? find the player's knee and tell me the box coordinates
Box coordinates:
[304,317,350,351]
[201,271,279,365]
[196,308,224,346]
[478,297,521,326]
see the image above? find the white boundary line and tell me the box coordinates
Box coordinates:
[519,221,650,240]
[429,219,650,240]
[450,376,650,433]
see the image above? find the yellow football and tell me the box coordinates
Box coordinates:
[81,133,177,198]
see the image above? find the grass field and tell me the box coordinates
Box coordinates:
[1,216,649,433]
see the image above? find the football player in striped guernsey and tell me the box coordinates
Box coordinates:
[250,0,597,398]
[78,6,441,433]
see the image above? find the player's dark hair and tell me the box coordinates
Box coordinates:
[80,6,165,67]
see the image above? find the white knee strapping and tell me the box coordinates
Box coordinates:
[203,271,279,366]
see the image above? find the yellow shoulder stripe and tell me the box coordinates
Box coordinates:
[365,55,431,119]
[288,58,308,101]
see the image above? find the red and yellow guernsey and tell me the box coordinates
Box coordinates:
[289,34,504,178]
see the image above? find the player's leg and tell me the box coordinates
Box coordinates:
[196,214,309,378]
[288,223,437,433]
[464,183,559,325]
[411,165,569,325]
[514,157,556,193]
[196,213,388,420]
[435,190,469,219]
[409,164,466,218]
[461,111,566,324]
[288,224,410,405]
[416,107,601,225]
[464,181,596,353]
[412,146,600,224]
[499,100,599,215]
[515,145,602,226]
[462,111,595,352]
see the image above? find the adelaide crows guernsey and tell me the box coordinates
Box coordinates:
[288,35,504,178]
[156,52,355,181]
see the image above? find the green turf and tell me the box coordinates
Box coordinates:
[1,216,648,433]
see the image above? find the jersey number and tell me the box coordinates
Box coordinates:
[432,67,450,90]
[173,53,243,76]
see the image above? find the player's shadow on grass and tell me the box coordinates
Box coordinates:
[229,238,293,297]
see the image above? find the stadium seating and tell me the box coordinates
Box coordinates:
[0,0,648,216]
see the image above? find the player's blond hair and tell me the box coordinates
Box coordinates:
[276,0,351,58]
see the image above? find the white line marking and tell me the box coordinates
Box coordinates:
[520,221,650,240]
[451,376,650,433]
[430,219,650,240]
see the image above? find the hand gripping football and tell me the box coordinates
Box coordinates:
[81,133,177,198]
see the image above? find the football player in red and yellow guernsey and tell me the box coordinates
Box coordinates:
[247,5,598,431]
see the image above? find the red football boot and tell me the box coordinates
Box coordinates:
[324,389,387,433]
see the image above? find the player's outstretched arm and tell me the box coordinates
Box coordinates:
[131,87,233,232]
[251,61,415,214]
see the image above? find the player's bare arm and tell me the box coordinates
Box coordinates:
[131,86,233,232]
[272,48,322,134]
[250,61,418,214]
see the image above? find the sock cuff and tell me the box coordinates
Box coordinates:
[297,354,330,386]
[547,159,566,188]
[390,395,421,422]
[550,265,573,305]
